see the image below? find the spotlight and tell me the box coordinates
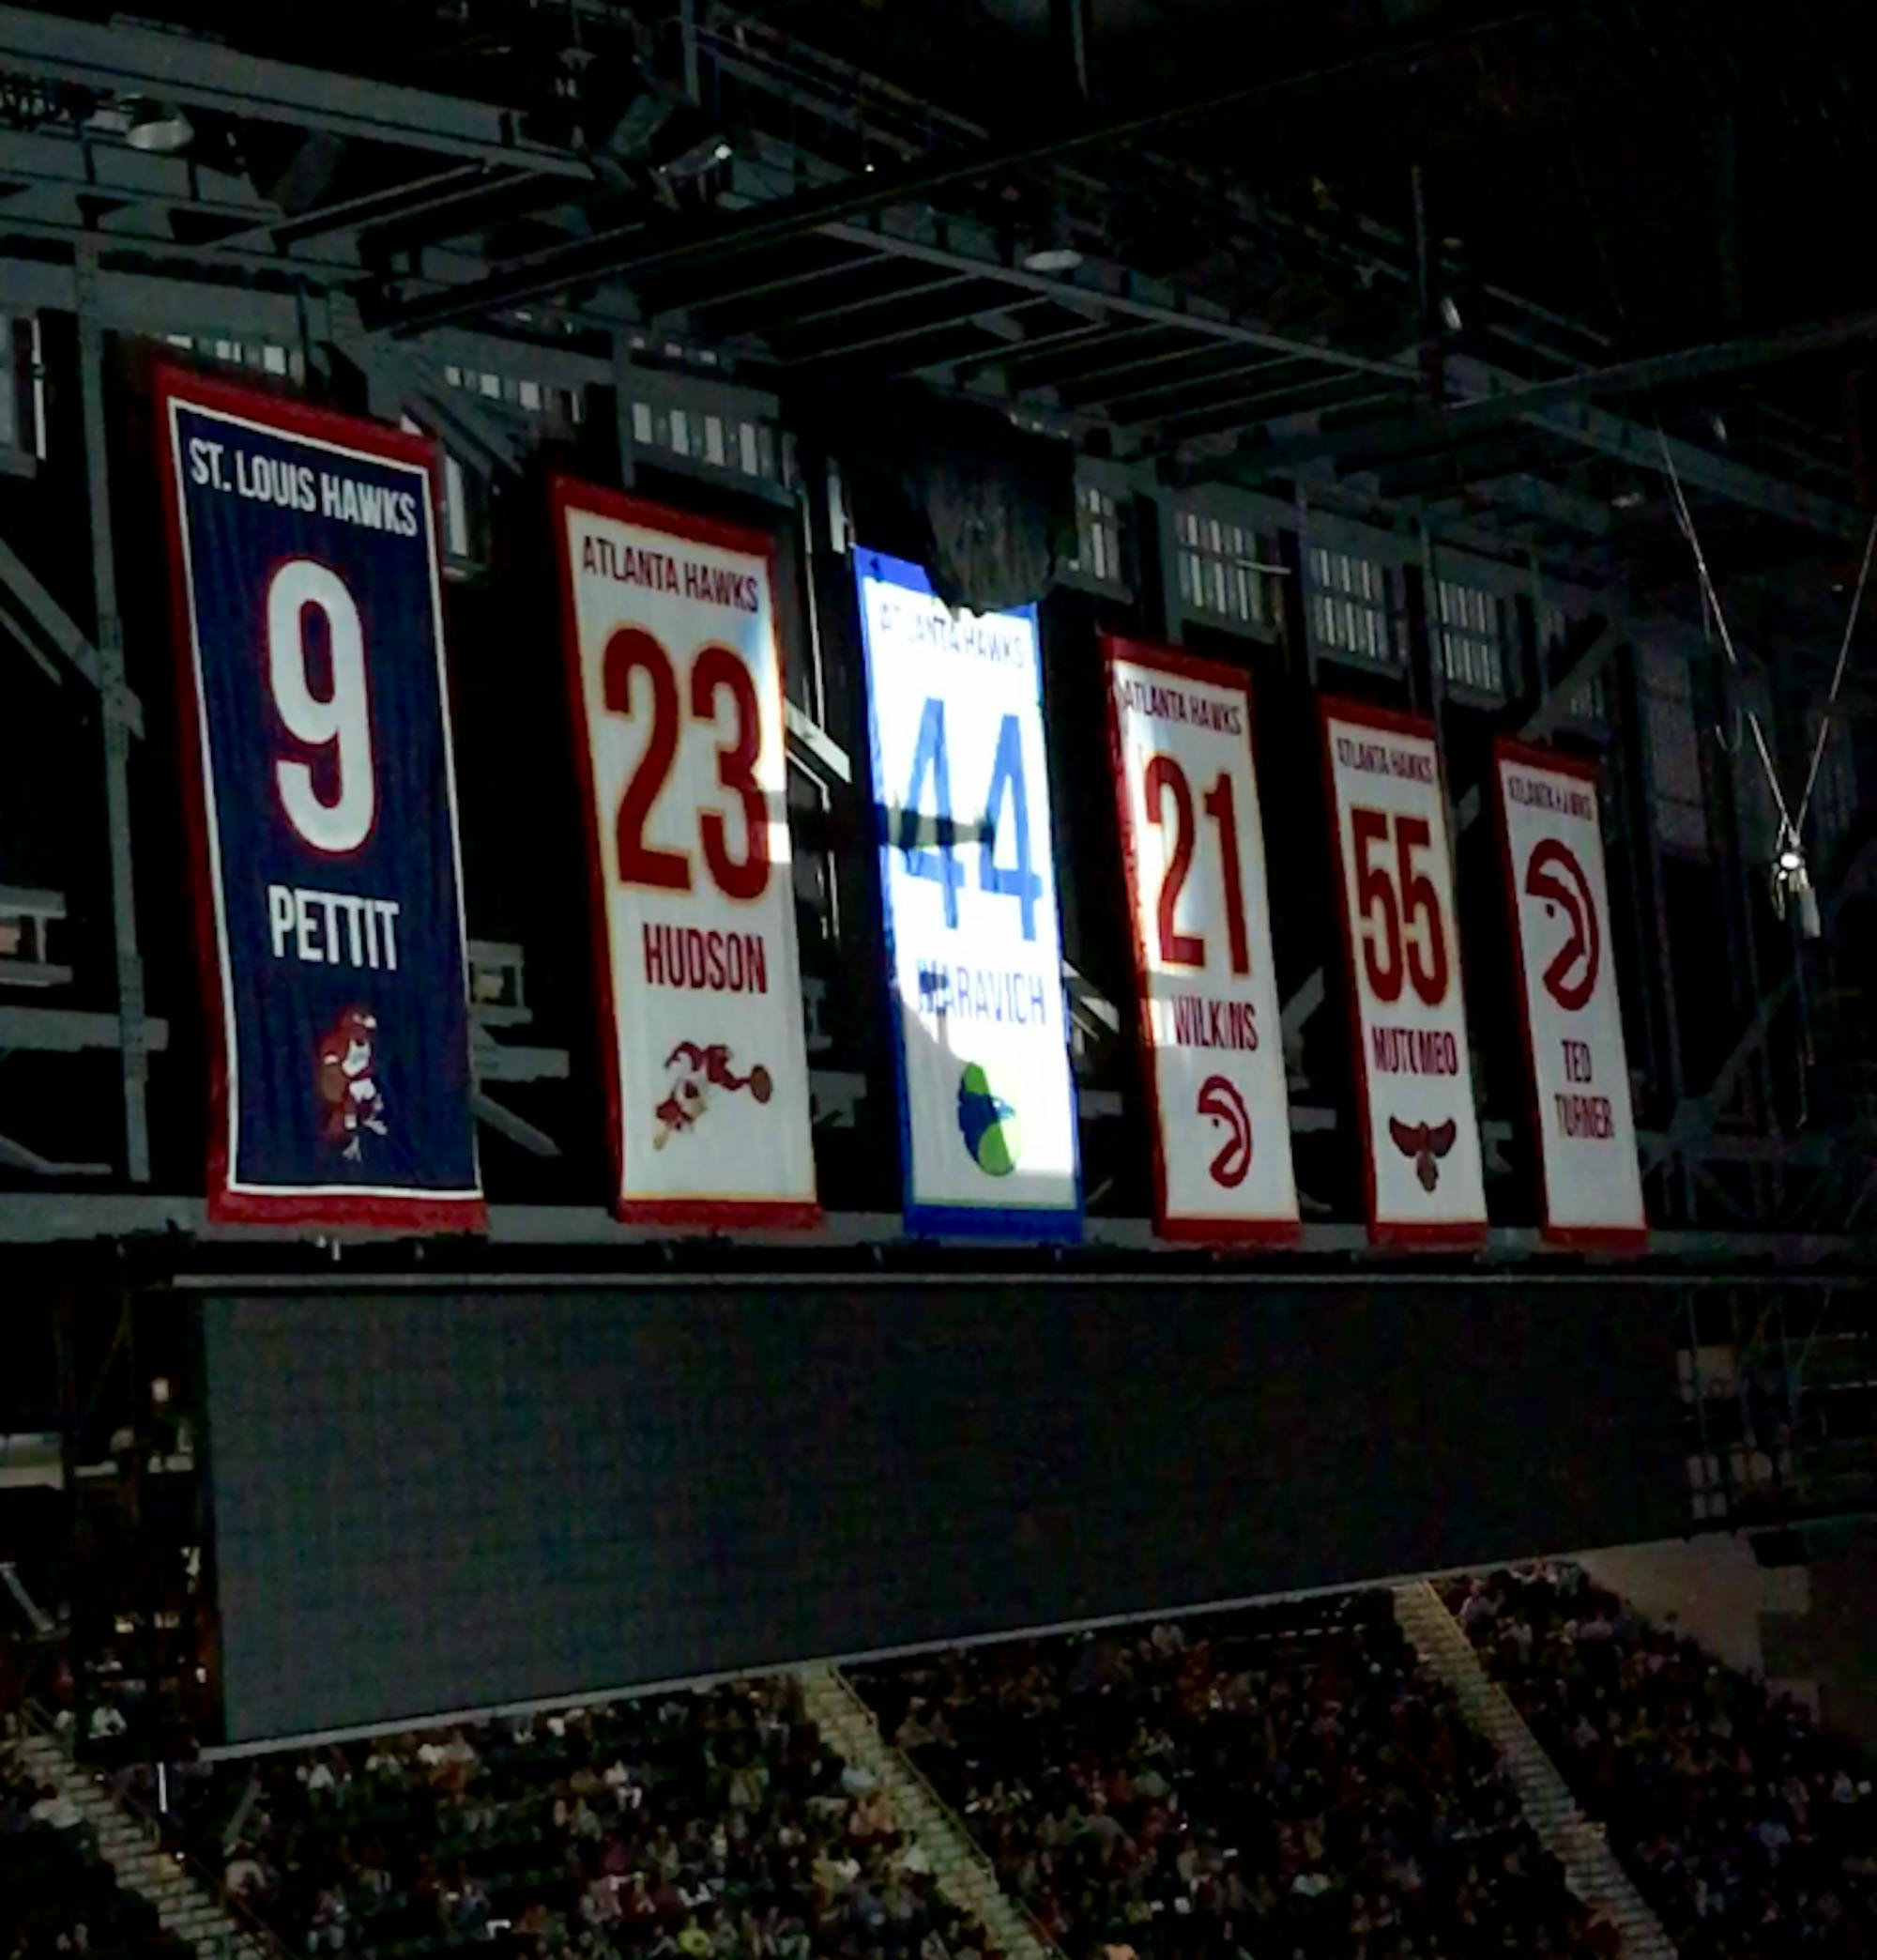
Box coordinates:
[1439,295,1463,332]
[1021,207,1083,275]
[1771,835,1822,939]
[124,98,193,153]
[655,129,733,181]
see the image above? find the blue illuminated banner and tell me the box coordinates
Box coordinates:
[856,550,1080,1238]
[157,368,483,1230]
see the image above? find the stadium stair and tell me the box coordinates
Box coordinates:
[1392,1580,1678,1960]
[796,1662,1063,1960]
[15,1718,272,1960]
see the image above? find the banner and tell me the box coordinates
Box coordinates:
[1105,637,1297,1241]
[554,479,817,1226]
[157,368,482,1229]
[1494,740,1646,1246]
[857,550,1079,1237]
[1320,698,1485,1244]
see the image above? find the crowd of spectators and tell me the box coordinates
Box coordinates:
[2,1738,188,1960]
[1441,1564,1877,1960]
[176,1681,997,1960]
[855,1594,1609,1960]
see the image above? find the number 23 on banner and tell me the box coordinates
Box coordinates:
[603,629,770,900]
[555,478,818,1228]
[1106,637,1297,1242]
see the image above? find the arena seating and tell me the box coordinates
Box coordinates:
[854,1592,1607,1959]
[2,1740,188,1960]
[176,1678,997,1960]
[1440,1564,1877,1960]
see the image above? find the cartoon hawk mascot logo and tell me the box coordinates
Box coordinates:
[652,1041,771,1150]
[317,1006,389,1161]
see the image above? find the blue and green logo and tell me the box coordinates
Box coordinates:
[956,1062,1021,1177]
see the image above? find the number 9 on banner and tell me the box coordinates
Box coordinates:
[267,559,375,855]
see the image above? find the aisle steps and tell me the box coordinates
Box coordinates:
[1393,1580,1678,1960]
[797,1662,1061,1960]
[14,1727,269,1960]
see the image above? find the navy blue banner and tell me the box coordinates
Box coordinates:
[158,369,482,1229]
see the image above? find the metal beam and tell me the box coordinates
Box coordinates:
[366,5,1555,334]
[1203,313,1877,485]
[1429,472,1612,540]
[78,250,150,1184]
[1451,624,1622,833]
[1206,347,1864,541]
[208,161,497,253]
[0,1007,170,1053]
[1526,395,1864,542]
[650,249,883,324]
[821,216,1412,380]
[472,1093,562,1159]
[0,1131,110,1179]
[773,298,1047,365]
[0,7,592,176]
[0,537,142,736]
[1642,829,1877,1175]
[1140,381,1410,450]
[1060,344,1303,404]
[0,1190,1867,1263]
[759,271,980,335]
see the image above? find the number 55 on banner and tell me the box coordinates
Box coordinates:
[1320,698,1487,1245]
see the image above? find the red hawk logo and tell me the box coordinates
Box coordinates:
[652,1041,772,1151]
[1389,1115,1457,1191]
[1196,1075,1252,1189]
[1524,837,1600,1012]
[317,1006,388,1160]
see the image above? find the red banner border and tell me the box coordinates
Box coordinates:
[153,362,485,1233]
[1102,634,1300,1248]
[1491,734,1647,1251]
[1318,695,1487,1249]
[549,473,822,1232]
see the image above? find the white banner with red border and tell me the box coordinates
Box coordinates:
[1494,738,1646,1247]
[554,478,818,1227]
[1320,698,1486,1244]
[1105,635,1297,1242]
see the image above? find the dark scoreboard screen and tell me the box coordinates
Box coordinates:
[197,1278,1684,1749]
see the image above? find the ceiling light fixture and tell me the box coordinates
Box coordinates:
[1021,207,1083,276]
[655,129,733,181]
[123,97,193,153]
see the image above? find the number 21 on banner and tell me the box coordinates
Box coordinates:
[1143,756,1250,974]
[896,699,1042,936]
[1104,636,1297,1243]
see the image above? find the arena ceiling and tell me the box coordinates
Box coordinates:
[2,0,1875,605]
